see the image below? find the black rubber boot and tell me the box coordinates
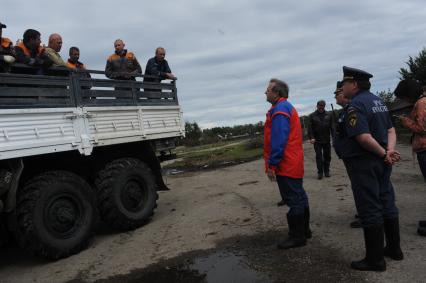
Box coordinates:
[418,220,426,228]
[351,225,386,272]
[304,207,312,239]
[383,218,403,260]
[277,213,306,249]
[418,227,426,236]
[317,173,323,180]
[350,219,362,228]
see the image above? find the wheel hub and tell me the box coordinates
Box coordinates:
[46,197,81,237]
[121,180,146,212]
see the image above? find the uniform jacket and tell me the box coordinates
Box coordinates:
[105,49,142,79]
[402,96,426,153]
[264,97,304,178]
[308,110,333,143]
[341,90,393,158]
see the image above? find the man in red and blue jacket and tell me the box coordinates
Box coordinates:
[263,78,310,249]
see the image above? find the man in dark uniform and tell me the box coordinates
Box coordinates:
[332,81,361,229]
[308,100,334,179]
[340,66,403,272]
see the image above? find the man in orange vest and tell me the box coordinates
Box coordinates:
[0,22,15,72]
[15,29,52,73]
[105,39,142,80]
[67,46,90,79]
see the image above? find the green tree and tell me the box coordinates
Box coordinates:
[377,89,394,107]
[399,47,426,85]
[184,121,202,146]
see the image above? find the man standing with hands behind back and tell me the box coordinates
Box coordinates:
[340,66,403,272]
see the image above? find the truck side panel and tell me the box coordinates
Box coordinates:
[0,108,82,160]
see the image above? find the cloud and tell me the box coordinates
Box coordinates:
[2,0,425,128]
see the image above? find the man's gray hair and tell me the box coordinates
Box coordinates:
[270,78,289,98]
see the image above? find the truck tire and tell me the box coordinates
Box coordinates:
[16,171,97,259]
[95,158,158,231]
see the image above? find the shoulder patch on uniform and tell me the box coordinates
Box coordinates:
[348,111,357,127]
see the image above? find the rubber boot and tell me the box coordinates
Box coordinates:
[418,220,426,228]
[304,207,312,239]
[351,225,386,272]
[418,226,426,236]
[277,213,306,249]
[350,219,362,228]
[383,218,403,260]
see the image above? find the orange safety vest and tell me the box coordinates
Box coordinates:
[16,42,43,56]
[67,61,86,69]
[1,37,12,49]
[107,51,135,62]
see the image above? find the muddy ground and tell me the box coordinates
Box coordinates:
[0,142,425,283]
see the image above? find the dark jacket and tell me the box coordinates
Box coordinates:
[105,49,142,80]
[144,57,171,82]
[308,110,333,144]
[14,42,53,68]
[0,37,14,72]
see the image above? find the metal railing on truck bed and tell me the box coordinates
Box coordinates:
[0,65,184,160]
[0,64,178,108]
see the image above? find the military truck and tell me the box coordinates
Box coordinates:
[0,64,184,259]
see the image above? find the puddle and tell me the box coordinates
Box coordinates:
[120,250,271,283]
[163,168,185,175]
[69,231,368,283]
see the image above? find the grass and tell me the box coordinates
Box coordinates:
[164,138,263,171]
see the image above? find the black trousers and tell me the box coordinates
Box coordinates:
[344,155,399,227]
[314,142,331,174]
[417,150,426,181]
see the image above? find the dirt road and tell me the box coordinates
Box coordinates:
[0,143,425,282]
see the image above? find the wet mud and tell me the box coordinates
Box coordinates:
[68,231,368,283]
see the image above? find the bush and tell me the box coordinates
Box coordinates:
[245,136,263,150]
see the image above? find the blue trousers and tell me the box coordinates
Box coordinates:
[276,175,309,215]
[344,155,399,227]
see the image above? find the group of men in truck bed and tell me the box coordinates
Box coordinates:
[0,24,176,82]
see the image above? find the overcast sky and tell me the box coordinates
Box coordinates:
[2,0,425,128]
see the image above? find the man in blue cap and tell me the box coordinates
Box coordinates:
[340,66,403,271]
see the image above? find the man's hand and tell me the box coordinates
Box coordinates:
[385,149,401,165]
[309,139,315,144]
[0,55,15,64]
[266,168,276,182]
[166,73,177,80]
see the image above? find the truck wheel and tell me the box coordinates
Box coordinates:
[16,171,97,259]
[96,158,158,231]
